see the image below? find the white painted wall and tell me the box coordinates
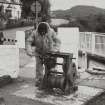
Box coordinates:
[16,31,25,48]
[0,30,26,78]
[58,27,79,70]
[0,45,19,78]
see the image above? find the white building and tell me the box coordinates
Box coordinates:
[0,0,21,19]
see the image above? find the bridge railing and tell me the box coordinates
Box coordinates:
[79,32,105,57]
[95,33,105,56]
[79,32,92,53]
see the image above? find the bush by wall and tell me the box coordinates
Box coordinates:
[5,19,34,29]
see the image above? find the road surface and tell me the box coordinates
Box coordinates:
[2,26,33,45]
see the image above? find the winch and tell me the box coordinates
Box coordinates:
[41,51,78,95]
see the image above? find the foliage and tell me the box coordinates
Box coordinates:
[59,13,105,33]
[77,13,105,32]
[94,14,105,32]
[0,5,8,30]
[59,21,84,32]
[20,0,51,22]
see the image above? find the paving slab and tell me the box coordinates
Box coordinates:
[19,67,35,79]
[19,49,32,68]
[13,84,103,105]
[19,56,35,79]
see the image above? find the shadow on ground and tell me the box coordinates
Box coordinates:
[84,91,105,105]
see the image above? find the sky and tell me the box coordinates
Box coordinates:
[50,0,105,10]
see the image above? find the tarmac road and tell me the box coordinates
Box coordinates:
[2,26,33,45]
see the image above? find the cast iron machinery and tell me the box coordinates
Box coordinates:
[41,51,78,95]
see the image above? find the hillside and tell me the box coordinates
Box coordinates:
[52,5,105,18]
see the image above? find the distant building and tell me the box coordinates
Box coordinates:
[0,0,21,20]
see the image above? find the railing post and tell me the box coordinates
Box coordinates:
[92,33,95,54]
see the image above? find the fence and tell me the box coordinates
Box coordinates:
[79,32,105,57]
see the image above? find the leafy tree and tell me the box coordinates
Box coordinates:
[40,0,51,22]
[94,14,105,32]
[70,13,105,33]
[20,0,33,17]
[20,0,51,22]
[0,5,8,30]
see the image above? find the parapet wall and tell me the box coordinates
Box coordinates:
[0,45,19,78]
